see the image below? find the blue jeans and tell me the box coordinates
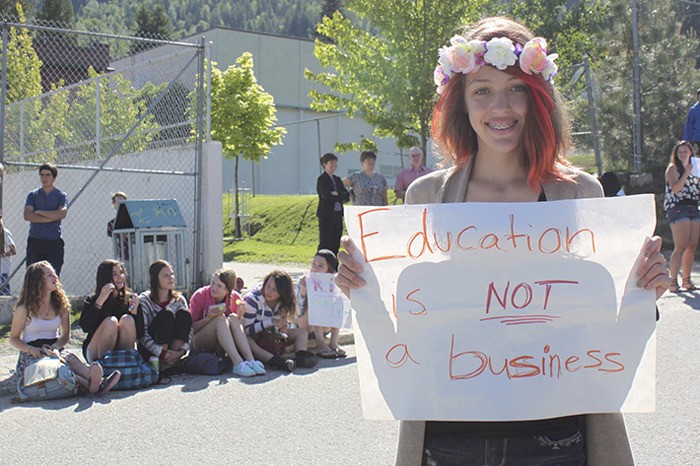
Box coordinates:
[666,203,700,224]
[423,430,585,466]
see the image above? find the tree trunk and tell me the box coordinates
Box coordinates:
[234,154,241,238]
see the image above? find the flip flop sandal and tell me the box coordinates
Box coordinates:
[331,347,347,358]
[88,362,103,394]
[682,279,697,291]
[96,371,121,397]
[316,350,338,359]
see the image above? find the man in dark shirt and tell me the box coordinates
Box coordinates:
[24,163,68,275]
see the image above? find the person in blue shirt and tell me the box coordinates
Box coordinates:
[24,163,68,276]
[683,89,700,152]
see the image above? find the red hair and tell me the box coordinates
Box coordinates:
[431,17,571,189]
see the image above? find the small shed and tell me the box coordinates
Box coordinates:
[111,199,188,293]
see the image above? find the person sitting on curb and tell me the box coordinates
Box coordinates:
[296,249,347,359]
[189,268,266,377]
[243,270,318,372]
[10,261,120,397]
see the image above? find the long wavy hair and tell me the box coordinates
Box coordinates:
[15,261,70,321]
[431,16,571,189]
[148,260,180,302]
[670,140,694,176]
[262,270,296,321]
[94,259,129,307]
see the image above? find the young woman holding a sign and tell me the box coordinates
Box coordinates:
[664,140,700,292]
[296,249,346,359]
[336,16,671,466]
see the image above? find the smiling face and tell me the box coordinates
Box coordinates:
[42,265,58,293]
[310,255,330,273]
[677,144,693,164]
[112,264,126,291]
[210,275,229,302]
[158,266,175,292]
[464,66,529,159]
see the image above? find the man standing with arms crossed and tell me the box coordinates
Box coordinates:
[24,163,68,275]
[394,146,432,202]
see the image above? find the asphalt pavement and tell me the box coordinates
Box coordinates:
[0,262,697,465]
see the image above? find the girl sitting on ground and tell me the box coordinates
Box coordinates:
[10,261,120,396]
[80,259,144,362]
[296,249,346,359]
[189,268,266,377]
[243,270,318,372]
[139,260,192,372]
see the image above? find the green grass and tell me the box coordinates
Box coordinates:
[223,193,320,263]
[222,191,400,264]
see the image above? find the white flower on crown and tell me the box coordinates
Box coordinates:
[483,37,517,70]
[541,54,559,81]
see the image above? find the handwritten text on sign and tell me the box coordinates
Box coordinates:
[345,196,657,421]
[307,272,352,329]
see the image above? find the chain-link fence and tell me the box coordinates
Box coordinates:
[0,17,207,296]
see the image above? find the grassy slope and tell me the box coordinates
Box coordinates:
[223,191,399,263]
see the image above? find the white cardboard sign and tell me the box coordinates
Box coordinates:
[307,272,352,328]
[345,195,657,421]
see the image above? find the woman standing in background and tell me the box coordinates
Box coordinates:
[664,140,700,292]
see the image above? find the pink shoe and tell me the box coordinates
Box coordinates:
[96,371,121,396]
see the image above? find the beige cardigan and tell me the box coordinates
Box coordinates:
[396,161,634,466]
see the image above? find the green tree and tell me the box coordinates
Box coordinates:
[595,0,696,171]
[207,53,286,237]
[63,68,159,161]
[305,0,486,156]
[5,2,42,103]
[131,4,173,54]
[495,0,609,89]
[0,0,32,17]
[36,0,73,25]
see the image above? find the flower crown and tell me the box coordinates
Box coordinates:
[434,36,559,94]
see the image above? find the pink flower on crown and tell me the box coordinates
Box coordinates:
[445,36,486,74]
[483,37,517,70]
[519,38,549,74]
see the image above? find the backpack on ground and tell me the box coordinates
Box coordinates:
[98,349,157,390]
[184,350,225,375]
[16,357,79,402]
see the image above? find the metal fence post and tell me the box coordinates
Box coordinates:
[584,56,603,177]
[193,36,206,289]
[0,23,8,211]
[96,79,101,158]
